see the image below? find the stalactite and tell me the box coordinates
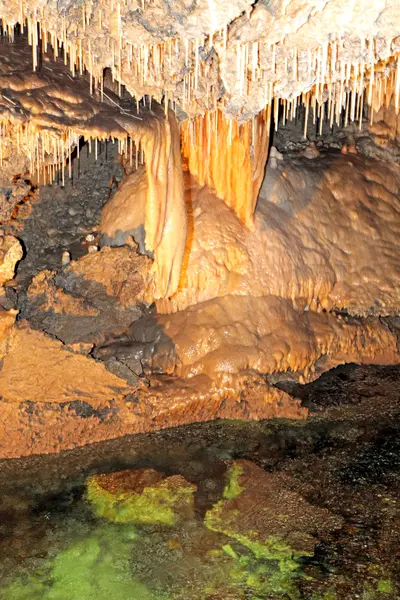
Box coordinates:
[181,108,269,227]
[2,10,400,297]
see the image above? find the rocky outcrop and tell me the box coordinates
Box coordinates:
[205,460,343,556]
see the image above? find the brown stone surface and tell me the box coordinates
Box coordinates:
[0,36,187,299]
[127,295,400,380]
[0,321,133,404]
[156,154,400,316]
[0,235,23,286]
[0,365,306,459]
[64,246,150,308]
[206,459,344,554]
[24,247,150,345]
[92,467,165,495]
[0,308,17,358]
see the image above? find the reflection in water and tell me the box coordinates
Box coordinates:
[0,364,399,600]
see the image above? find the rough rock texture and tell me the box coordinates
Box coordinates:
[110,154,400,318]
[1,1,400,122]
[133,295,400,379]
[0,308,17,357]
[95,150,400,380]
[0,321,134,404]
[11,140,123,287]
[205,459,343,555]
[0,0,399,458]
[100,166,149,254]
[24,246,150,345]
[0,235,23,286]
[86,467,196,525]
[0,366,306,458]
[0,178,31,225]
[274,102,400,164]
[0,37,187,299]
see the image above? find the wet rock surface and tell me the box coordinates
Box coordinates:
[86,467,197,525]
[0,363,399,598]
[205,459,343,555]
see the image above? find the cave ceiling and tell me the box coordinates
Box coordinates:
[0,0,400,123]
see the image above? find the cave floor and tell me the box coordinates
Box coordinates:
[8,140,123,290]
[0,363,399,599]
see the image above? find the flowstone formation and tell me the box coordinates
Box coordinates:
[0,1,400,457]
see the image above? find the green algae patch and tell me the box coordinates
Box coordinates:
[223,463,244,500]
[377,579,394,594]
[86,468,196,526]
[4,524,167,600]
[205,497,312,566]
[218,538,308,600]
[203,459,343,599]
[206,499,312,599]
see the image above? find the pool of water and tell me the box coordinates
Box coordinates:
[0,365,399,600]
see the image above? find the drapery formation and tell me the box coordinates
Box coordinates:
[181,108,270,226]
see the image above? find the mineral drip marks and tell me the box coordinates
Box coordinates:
[2,3,400,123]
[181,108,270,226]
[0,36,186,298]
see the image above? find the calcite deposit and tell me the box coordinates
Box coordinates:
[0,0,400,458]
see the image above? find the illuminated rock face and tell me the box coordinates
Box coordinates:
[1,0,400,122]
[98,152,400,381]
[2,2,400,297]
[0,2,400,457]
[0,38,187,299]
[104,152,400,318]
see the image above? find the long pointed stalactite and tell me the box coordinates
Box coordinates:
[181,108,270,226]
[0,38,186,298]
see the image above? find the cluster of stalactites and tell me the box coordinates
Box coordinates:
[0,121,149,186]
[2,8,400,297]
[1,5,400,123]
[181,108,270,227]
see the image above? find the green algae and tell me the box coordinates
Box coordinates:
[206,503,311,599]
[377,579,394,594]
[3,524,167,600]
[219,539,307,600]
[205,499,311,565]
[205,463,314,600]
[223,463,244,500]
[86,475,196,526]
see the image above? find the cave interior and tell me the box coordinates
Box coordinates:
[0,2,400,597]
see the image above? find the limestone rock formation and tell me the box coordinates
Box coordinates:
[24,246,150,345]
[0,321,134,404]
[0,235,23,286]
[0,0,400,459]
[1,0,400,122]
